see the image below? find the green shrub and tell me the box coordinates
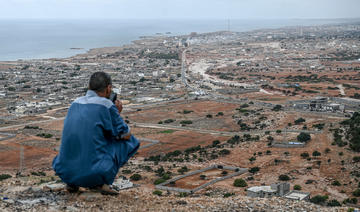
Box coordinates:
[130,174,142,181]
[332,180,341,186]
[179,192,188,197]
[312,123,325,130]
[153,190,162,196]
[212,140,220,147]
[272,105,282,111]
[31,171,46,176]
[221,170,228,176]
[233,178,247,187]
[0,174,12,181]
[154,178,166,185]
[177,166,189,174]
[182,110,193,114]
[122,169,132,174]
[310,195,328,205]
[219,149,231,155]
[293,185,302,190]
[294,118,306,124]
[223,192,235,198]
[249,167,260,174]
[249,157,256,162]
[300,152,310,158]
[159,130,175,134]
[343,198,358,204]
[37,133,53,138]
[327,199,341,207]
[353,188,360,197]
[297,132,311,143]
[180,120,193,125]
[278,174,290,181]
[312,151,321,157]
[164,119,175,123]
[353,156,360,163]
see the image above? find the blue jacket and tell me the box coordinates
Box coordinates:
[52,90,139,187]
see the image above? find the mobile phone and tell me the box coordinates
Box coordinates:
[109,92,117,103]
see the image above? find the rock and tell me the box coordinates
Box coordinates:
[43,183,66,192]
[79,192,102,201]
[65,206,79,212]
[112,178,133,191]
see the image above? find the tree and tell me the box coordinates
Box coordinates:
[278,174,290,181]
[312,150,321,157]
[300,152,310,159]
[353,189,360,197]
[327,199,341,207]
[310,195,328,205]
[332,180,341,186]
[294,185,302,190]
[153,190,162,196]
[130,174,142,181]
[249,167,260,174]
[212,140,220,147]
[221,170,228,176]
[0,174,12,181]
[343,198,358,204]
[233,178,247,187]
[297,132,311,143]
[249,156,256,163]
[219,149,231,155]
[154,178,166,185]
[272,105,282,111]
[353,156,360,163]
[294,117,306,124]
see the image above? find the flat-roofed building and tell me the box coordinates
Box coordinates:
[284,191,310,201]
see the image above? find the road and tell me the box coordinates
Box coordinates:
[132,122,322,136]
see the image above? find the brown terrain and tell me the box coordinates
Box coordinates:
[1,23,360,211]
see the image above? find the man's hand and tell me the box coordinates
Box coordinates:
[122,133,131,140]
[115,100,123,113]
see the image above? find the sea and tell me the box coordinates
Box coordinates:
[0,19,355,61]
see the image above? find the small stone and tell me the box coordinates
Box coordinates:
[79,192,102,201]
[42,183,66,191]
[65,206,79,212]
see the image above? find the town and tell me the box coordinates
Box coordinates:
[0,22,360,211]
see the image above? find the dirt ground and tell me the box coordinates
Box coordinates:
[0,99,358,204]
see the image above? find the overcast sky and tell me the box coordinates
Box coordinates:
[1,0,359,20]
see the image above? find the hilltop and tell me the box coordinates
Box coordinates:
[1,21,360,211]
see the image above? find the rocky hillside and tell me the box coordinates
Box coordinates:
[0,174,354,212]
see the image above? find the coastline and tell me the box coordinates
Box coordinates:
[1,18,359,62]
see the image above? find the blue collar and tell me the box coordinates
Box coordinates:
[86,90,99,97]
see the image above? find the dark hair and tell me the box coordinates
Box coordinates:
[89,72,112,92]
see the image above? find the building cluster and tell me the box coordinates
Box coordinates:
[0,36,186,116]
[247,182,310,201]
[289,96,360,114]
